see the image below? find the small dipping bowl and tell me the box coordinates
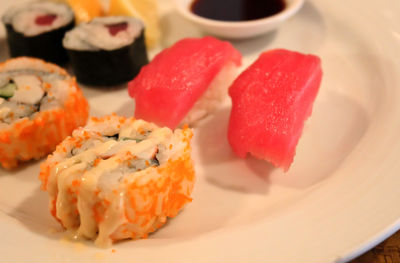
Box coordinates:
[174,0,305,39]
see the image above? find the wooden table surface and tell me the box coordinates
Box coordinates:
[350,230,400,263]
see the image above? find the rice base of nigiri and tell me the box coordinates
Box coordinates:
[181,61,238,125]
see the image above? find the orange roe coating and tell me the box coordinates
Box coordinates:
[0,57,89,169]
[111,127,194,241]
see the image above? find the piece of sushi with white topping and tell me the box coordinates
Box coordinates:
[39,114,195,247]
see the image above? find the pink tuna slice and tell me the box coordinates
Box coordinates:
[128,36,242,129]
[35,14,57,26]
[106,22,128,36]
[228,49,323,171]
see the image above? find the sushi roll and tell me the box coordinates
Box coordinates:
[39,114,195,247]
[228,49,323,171]
[2,1,75,65]
[0,57,89,169]
[63,16,149,86]
[128,36,242,129]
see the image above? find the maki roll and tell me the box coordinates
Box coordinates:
[39,114,195,247]
[2,1,75,65]
[63,16,149,86]
[0,57,89,169]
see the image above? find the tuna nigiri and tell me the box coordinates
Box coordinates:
[228,49,323,171]
[128,36,242,129]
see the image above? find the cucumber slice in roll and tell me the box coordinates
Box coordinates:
[0,83,16,99]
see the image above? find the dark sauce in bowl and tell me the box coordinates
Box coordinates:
[190,0,286,22]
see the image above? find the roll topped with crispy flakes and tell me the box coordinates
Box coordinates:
[0,57,88,169]
[39,114,195,247]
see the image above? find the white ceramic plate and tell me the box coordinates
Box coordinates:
[1,0,400,262]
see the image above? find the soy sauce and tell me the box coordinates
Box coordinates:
[191,0,286,22]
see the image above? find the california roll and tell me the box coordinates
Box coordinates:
[0,57,89,169]
[39,114,195,247]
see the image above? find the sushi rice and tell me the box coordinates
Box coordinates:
[181,61,239,125]
[63,16,144,51]
[0,57,88,169]
[39,114,195,247]
[2,1,74,37]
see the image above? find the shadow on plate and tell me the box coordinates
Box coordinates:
[8,187,63,241]
[193,107,274,194]
[0,159,40,178]
[8,186,100,249]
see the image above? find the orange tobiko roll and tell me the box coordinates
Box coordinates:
[0,57,89,169]
[39,114,195,247]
